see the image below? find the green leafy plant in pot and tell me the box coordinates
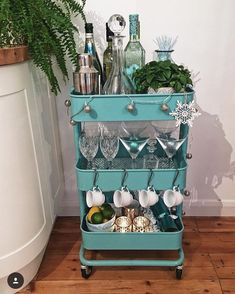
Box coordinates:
[0,0,86,95]
[133,60,193,94]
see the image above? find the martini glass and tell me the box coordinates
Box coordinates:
[157,136,187,168]
[151,121,185,168]
[119,122,149,168]
[151,120,178,138]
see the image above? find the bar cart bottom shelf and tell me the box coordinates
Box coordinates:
[79,217,184,279]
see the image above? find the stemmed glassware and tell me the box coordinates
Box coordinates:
[79,123,99,169]
[99,123,119,169]
[151,121,187,168]
[119,122,149,168]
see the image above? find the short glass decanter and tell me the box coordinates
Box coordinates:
[103,14,134,95]
[124,14,145,80]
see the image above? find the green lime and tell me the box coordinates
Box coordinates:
[100,203,112,210]
[101,206,114,220]
[91,212,103,224]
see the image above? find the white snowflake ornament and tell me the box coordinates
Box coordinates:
[169,100,201,127]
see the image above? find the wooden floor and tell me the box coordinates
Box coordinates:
[19,217,235,294]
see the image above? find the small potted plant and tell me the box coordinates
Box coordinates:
[133,60,193,94]
[0,0,86,95]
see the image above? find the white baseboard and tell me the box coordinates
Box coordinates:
[57,203,80,216]
[184,199,235,216]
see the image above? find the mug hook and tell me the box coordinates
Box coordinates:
[93,169,99,188]
[121,169,128,188]
[147,169,154,188]
[172,169,179,188]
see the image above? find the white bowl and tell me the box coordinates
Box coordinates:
[86,214,116,232]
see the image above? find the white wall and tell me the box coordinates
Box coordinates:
[56,0,235,216]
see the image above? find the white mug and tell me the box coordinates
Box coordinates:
[86,187,105,208]
[139,187,159,208]
[174,188,184,206]
[163,187,183,208]
[113,187,133,208]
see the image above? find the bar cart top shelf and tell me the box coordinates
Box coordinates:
[70,91,194,122]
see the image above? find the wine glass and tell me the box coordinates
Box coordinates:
[119,122,149,168]
[79,124,99,169]
[99,123,119,169]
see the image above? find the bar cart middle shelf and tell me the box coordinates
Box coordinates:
[69,91,194,279]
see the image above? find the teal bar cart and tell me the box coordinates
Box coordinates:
[69,91,194,279]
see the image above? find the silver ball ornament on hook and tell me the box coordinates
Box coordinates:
[64,99,71,107]
[70,119,77,126]
[83,104,92,113]
[184,190,190,197]
[186,153,192,159]
[127,102,135,112]
[160,103,169,112]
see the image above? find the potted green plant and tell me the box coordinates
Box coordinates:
[0,0,86,95]
[133,60,193,94]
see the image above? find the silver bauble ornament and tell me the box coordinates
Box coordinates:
[84,104,92,113]
[186,153,192,159]
[64,99,71,107]
[127,103,135,112]
[160,103,169,112]
[184,190,190,197]
[70,119,77,126]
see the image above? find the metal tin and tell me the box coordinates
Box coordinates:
[73,54,99,95]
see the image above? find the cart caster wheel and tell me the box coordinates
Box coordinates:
[176,265,183,280]
[81,265,92,279]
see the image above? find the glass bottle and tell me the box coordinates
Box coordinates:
[103,14,134,95]
[84,23,104,87]
[103,23,114,83]
[124,14,145,80]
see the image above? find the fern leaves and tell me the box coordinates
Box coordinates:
[0,0,86,95]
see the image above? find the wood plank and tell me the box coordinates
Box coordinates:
[45,233,80,255]
[183,232,235,254]
[183,216,198,232]
[210,253,235,267]
[19,279,223,294]
[196,217,235,232]
[52,217,80,234]
[220,279,235,293]
[214,267,235,279]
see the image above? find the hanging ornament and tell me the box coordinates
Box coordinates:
[169,100,201,127]
[160,103,169,112]
[127,102,135,112]
[70,119,77,126]
[83,103,92,113]
[64,99,71,107]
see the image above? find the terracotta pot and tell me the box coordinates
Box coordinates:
[0,45,29,65]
